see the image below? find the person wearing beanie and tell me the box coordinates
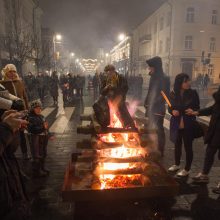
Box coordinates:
[27,100,49,177]
[1,64,29,160]
[144,56,170,156]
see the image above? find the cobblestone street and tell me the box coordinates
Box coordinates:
[15,90,220,220]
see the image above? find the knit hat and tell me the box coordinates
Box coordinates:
[30,100,42,110]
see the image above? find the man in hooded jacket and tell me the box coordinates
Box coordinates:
[144,56,170,156]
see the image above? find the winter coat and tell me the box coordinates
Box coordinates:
[0,80,29,110]
[144,57,170,117]
[198,87,220,146]
[0,123,29,219]
[100,72,128,98]
[168,89,200,143]
[27,111,47,135]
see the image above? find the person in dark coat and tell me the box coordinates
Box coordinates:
[0,111,30,219]
[168,73,200,177]
[93,65,135,129]
[93,72,100,98]
[49,71,59,105]
[188,86,220,186]
[144,56,170,156]
[36,72,45,102]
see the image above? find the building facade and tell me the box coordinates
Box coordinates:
[0,0,43,75]
[110,36,131,75]
[131,0,220,84]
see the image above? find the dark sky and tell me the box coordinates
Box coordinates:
[39,0,165,58]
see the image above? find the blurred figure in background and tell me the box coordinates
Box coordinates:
[36,72,45,102]
[49,71,59,106]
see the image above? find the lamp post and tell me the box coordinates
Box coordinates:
[53,34,62,71]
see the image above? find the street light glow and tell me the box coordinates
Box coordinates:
[70,52,75,57]
[118,33,125,41]
[56,34,62,41]
[106,53,109,57]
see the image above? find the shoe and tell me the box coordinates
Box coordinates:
[168,165,180,172]
[22,153,30,160]
[177,169,190,177]
[192,172,209,183]
[212,183,220,194]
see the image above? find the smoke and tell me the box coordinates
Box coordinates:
[39,0,165,57]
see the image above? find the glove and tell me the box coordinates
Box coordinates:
[11,99,25,111]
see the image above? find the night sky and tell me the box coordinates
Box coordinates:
[39,0,165,57]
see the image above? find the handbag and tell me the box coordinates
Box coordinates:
[193,120,205,139]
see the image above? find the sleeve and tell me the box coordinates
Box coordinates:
[198,106,214,116]
[192,90,200,111]
[0,97,12,110]
[0,123,13,156]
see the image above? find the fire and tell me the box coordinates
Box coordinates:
[96,98,145,190]
[99,163,133,171]
[99,145,146,159]
[100,174,142,189]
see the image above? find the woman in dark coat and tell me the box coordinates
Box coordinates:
[49,71,59,105]
[168,73,200,177]
[189,86,220,187]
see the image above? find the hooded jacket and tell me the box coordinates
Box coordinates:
[144,56,170,117]
[198,87,220,146]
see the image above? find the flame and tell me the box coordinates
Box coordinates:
[100,174,142,189]
[100,145,146,159]
[99,163,132,171]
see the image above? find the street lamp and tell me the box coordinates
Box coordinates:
[106,53,109,57]
[53,34,63,71]
[118,33,126,41]
[70,52,75,57]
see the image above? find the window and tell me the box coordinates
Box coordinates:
[212,10,218,25]
[167,11,172,26]
[160,17,164,30]
[210,37,216,52]
[166,38,170,53]
[185,35,193,50]
[159,40,163,53]
[186,7,195,23]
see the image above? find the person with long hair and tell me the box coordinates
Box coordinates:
[168,73,200,177]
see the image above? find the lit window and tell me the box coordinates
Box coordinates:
[212,10,218,25]
[210,37,216,52]
[185,35,193,50]
[186,7,195,23]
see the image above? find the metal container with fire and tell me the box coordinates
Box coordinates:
[62,103,178,202]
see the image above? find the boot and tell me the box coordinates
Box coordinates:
[40,158,50,175]
[32,160,47,178]
[22,152,31,160]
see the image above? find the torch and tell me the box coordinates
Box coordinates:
[160,91,172,109]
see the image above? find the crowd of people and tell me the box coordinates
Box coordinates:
[0,58,220,219]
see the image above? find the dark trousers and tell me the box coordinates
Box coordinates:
[175,129,193,171]
[203,145,219,175]
[150,115,165,155]
[19,131,28,154]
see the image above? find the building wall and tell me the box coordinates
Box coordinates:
[132,0,220,84]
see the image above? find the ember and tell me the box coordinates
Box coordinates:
[99,174,142,189]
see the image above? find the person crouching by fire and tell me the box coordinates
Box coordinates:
[93,65,135,129]
[27,100,50,177]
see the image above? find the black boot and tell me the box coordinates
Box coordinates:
[40,158,50,175]
[32,159,47,178]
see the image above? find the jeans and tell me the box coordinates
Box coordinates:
[175,129,193,171]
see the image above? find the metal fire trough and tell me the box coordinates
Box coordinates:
[62,114,179,202]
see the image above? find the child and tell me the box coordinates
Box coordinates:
[27,100,49,177]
